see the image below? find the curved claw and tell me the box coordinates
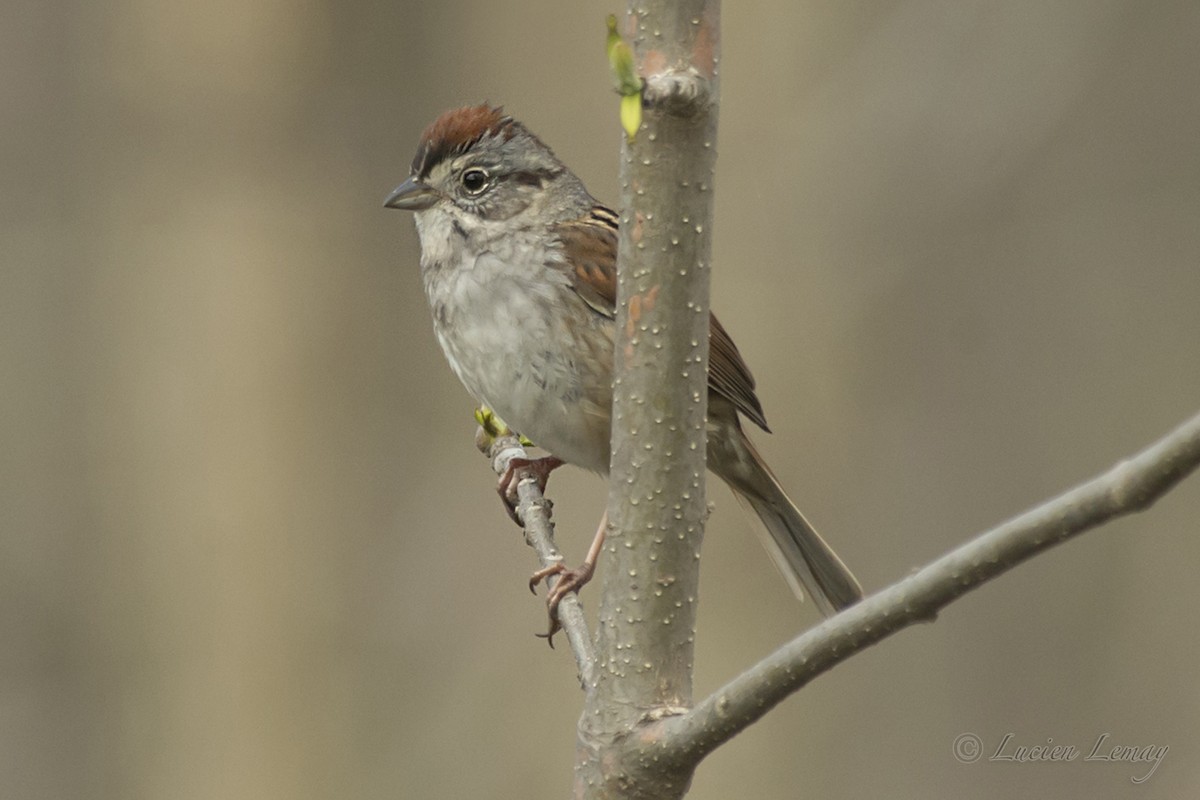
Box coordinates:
[535,618,562,647]
[528,562,564,594]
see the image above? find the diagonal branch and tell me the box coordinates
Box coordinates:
[652,409,1200,768]
[483,433,596,687]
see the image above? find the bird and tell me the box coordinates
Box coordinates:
[384,104,862,627]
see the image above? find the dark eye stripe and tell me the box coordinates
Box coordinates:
[510,171,545,188]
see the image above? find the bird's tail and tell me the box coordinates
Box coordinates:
[713,428,862,616]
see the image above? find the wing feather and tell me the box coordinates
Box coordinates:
[551,205,770,432]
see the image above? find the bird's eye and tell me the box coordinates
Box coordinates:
[460,168,489,195]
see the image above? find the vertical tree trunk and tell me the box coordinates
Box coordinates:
[576,3,720,798]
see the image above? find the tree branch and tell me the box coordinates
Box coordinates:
[482,433,596,686]
[650,409,1200,768]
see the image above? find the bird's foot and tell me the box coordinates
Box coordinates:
[528,559,596,646]
[496,456,564,526]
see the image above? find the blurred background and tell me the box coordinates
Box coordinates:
[4,1,1199,798]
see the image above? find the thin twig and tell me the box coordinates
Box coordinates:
[485,434,596,687]
[650,409,1200,768]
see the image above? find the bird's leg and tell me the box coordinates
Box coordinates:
[531,510,608,645]
[496,455,564,526]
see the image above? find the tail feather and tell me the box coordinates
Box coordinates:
[712,427,862,616]
[733,491,861,616]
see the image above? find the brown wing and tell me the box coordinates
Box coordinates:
[554,206,620,319]
[553,205,770,433]
[708,314,769,431]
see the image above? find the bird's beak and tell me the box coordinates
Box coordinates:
[383,176,439,211]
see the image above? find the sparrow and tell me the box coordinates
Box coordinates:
[385,104,862,624]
